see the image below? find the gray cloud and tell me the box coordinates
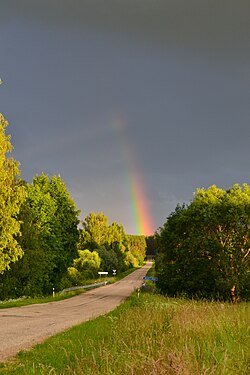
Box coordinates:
[1,1,249,57]
[1,0,249,233]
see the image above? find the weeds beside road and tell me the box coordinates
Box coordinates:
[1,292,249,374]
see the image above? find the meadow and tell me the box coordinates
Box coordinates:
[0,292,249,375]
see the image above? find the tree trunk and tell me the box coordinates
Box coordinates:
[230,284,236,304]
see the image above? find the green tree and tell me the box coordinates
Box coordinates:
[80,212,109,249]
[96,245,119,273]
[79,213,130,272]
[108,222,127,246]
[127,235,147,265]
[0,174,80,297]
[156,184,250,301]
[71,249,101,279]
[193,184,250,301]
[0,114,26,274]
[145,235,157,257]
[48,175,80,284]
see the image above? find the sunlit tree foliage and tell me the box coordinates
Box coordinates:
[0,114,26,274]
[156,184,250,301]
[0,174,79,297]
[127,235,147,266]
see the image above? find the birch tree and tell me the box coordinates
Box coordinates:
[0,114,26,273]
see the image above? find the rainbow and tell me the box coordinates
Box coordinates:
[112,114,154,236]
[128,162,154,235]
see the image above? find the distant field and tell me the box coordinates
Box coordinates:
[1,292,249,374]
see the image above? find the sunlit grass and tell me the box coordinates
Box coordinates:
[1,293,249,374]
[0,293,79,309]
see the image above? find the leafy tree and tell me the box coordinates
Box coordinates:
[0,114,26,274]
[127,235,147,265]
[156,184,250,301]
[0,174,80,297]
[145,235,157,257]
[74,249,101,270]
[155,203,208,297]
[96,245,119,273]
[80,212,109,248]
[47,175,80,284]
[70,249,101,279]
[79,213,130,272]
[108,222,127,247]
[107,222,131,270]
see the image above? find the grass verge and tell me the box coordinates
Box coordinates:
[0,268,138,309]
[0,292,249,374]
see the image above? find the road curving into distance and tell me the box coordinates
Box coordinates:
[0,261,152,362]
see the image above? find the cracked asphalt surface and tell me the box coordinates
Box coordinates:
[0,262,152,361]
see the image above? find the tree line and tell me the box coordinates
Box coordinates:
[155,184,250,302]
[2,110,249,303]
[0,114,148,299]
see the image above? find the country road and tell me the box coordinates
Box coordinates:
[0,261,152,362]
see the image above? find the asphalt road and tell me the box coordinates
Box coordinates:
[0,262,152,361]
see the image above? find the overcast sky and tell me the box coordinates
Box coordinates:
[1,0,249,234]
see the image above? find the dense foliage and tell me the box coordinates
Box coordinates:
[145,235,157,257]
[0,109,150,300]
[65,212,148,286]
[156,184,250,301]
[0,114,26,274]
[126,235,147,266]
[0,174,80,298]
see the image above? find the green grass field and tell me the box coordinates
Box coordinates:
[1,292,249,375]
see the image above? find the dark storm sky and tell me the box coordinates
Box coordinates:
[0,0,249,234]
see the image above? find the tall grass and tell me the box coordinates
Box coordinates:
[1,293,249,374]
